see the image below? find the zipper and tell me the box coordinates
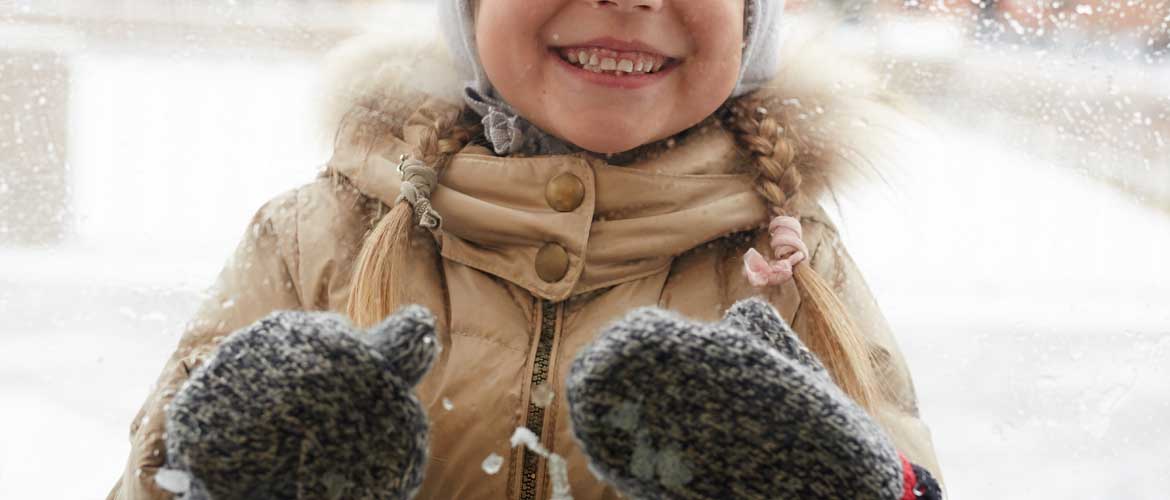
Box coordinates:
[520,300,558,500]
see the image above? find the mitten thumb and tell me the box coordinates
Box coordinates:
[721,297,831,377]
[364,305,440,388]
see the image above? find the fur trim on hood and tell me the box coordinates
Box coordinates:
[316,13,915,208]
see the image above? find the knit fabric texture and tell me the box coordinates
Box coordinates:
[565,297,907,499]
[909,463,944,500]
[163,306,439,500]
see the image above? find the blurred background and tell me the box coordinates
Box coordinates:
[0,0,1167,498]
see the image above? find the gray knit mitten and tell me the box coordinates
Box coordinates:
[160,306,439,500]
[566,297,937,499]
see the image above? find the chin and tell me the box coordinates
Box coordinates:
[570,135,648,155]
[555,118,666,155]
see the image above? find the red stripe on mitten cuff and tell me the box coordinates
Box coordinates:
[899,451,918,500]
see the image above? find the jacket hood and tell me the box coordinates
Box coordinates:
[315,17,912,301]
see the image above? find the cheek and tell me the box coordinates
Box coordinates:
[686,3,745,91]
[475,1,553,96]
[669,3,743,123]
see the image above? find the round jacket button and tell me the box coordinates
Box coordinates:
[535,243,570,282]
[545,173,585,212]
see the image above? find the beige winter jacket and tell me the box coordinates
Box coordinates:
[107,34,943,500]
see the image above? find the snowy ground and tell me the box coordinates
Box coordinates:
[2,6,1169,500]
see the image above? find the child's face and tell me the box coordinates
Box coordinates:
[475,0,744,154]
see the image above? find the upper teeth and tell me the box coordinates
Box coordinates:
[560,47,668,75]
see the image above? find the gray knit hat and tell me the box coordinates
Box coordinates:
[437,0,785,155]
[160,307,439,499]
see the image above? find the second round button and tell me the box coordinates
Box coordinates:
[535,242,570,282]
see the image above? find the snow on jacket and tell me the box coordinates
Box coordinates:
[106,30,943,500]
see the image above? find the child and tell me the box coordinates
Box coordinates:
[107,0,943,498]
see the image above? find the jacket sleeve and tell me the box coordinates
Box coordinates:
[790,216,946,492]
[105,188,303,500]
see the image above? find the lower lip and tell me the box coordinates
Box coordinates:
[549,49,676,90]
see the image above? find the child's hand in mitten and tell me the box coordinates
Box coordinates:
[159,306,439,500]
[565,298,941,500]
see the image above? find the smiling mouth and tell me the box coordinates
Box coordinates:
[555,46,677,76]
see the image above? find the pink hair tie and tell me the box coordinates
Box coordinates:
[743,215,809,287]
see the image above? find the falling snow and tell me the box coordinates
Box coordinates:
[0,2,1167,499]
[153,469,191,494]
[531,383,556,408]
[481,453,503,475]
[510,427,573,499]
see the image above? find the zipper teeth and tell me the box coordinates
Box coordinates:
[521,300,558,500]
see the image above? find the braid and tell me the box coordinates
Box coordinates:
[728,96,807,216]
[405,102,474,168]
[728,94,882,415]
[346,101,481,329]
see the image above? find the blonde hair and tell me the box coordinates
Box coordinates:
[725,93,882,413]
[343,101,479,328]
[344,95,882,414]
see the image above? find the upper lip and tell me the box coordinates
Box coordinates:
[557,36,674,58]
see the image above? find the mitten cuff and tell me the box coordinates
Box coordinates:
[899,452,943,500]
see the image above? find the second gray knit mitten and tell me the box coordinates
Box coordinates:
[565,297,907,499]
[162,306,439,500]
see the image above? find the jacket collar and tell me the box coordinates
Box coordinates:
[328,111,766,301]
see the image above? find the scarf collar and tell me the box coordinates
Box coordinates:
[462,87,578,156]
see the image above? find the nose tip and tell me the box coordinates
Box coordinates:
[592,0,663,12]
